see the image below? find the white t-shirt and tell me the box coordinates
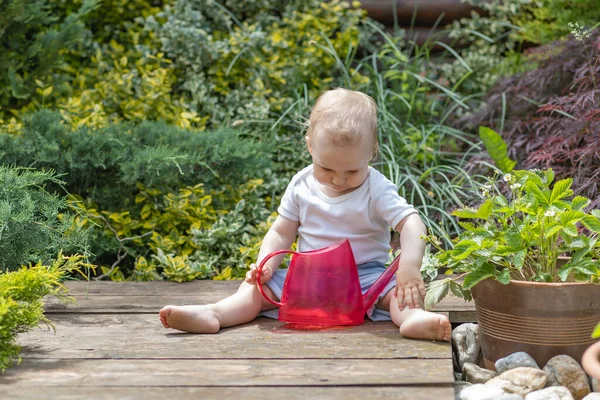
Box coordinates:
[277,165,418,265]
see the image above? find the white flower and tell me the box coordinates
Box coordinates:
[483,184,492,190]
[503,174,512,182]
[482,189,490,197]
[569,22,592,42]
[544,210,556,217]
[510,183,522,190]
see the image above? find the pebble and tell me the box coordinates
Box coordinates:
[525,386,574,400]
[486,367,547,397]
[495,352,540,373]
[452,323,482,370]
[463,362,498,384]
[543,355,591,400]
[459,383,507,400]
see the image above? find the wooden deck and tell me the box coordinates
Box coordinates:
[0,280,475,399]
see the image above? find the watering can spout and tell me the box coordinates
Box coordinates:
[362,254,401,313]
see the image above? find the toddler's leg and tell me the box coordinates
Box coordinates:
[159,282,277,333]
[376,290,451,341]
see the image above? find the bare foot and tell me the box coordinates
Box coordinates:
[399,308,451,341]
[159,305,220,333]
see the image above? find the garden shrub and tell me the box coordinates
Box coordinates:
[1,0,195,129]
[440,0,600,100]
[145,0,375,126]
[74,176,282,281]
[0,254,89,372]
[0,166,89,271]
[0,110,272,210]
[459,29,600,208]
[511,0,600,45]
[0,111,282,279]
[0,0,95,116]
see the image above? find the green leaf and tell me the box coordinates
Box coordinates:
[545,224,562,239]
[497,268,511,284]
[543,168,555,185]
[563,222,579,237]
[581,215,600,233]
[452,241,480,261]
[560,210,586,226]
[592,210,600,219]
[592,323,600,339]
[449,280,471,301]
[458,221,477,231]
[525,181,549,206]
[478,126,516,173]
[463,264,496,289]
[549,178,573,205]
[571,196,590,211]
[452,208,479,219]
[558,265,573,281]
[513,250,526,268]
[425,279,450,310]
[477,199,494,219]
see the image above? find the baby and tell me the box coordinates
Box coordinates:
[159,88,451,341]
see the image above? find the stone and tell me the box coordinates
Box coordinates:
[544,355,591,400]
[591,377,599,393]
[525,386,574,400]
[582,394,600,400]
[463,362,498,384]
[455,381,472,400]
[453,323,482,370]
[486,367,547,397]
[495,352,540,373]
[493,396,524,400]
[459,383,507,400]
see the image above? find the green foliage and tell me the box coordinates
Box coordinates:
[58,42,204,130]
[75,178,279,281]
[441,0,528,96]
[146,0,374,126]
[478,126,516,173]
[424,168,600,307]
[0,253,90,372]
[441,0,600,97]
[0,0,97,111]
[0,166,89,271]
[511,0,600,45]
[0,111,272,210]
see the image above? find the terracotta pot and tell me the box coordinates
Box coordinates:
[471,278,600,369]
[582,340,600,381]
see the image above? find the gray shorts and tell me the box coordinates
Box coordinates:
[259,260,396,322]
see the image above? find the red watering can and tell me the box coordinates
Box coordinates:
[256,239,400,326]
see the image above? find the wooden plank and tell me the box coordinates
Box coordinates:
[0,386,456,400]
[1,359,454,387]
[46,280,476,322]
[19,314,450,359]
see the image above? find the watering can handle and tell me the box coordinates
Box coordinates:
[256,249,296,308]
[362,252,401,313]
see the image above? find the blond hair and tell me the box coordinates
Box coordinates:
[306,88,378,158]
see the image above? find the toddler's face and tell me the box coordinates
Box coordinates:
[307,133,372,196]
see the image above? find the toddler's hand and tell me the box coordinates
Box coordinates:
[245,263,273,285]
[395,268,426,310]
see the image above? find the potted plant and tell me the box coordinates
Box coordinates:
[582,323,600,380]
[424,130,600,368]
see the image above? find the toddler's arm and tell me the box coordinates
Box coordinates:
[394,213,428,310]
[245,215,299,284]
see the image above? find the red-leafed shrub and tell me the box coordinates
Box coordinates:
[460,29,600,207]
